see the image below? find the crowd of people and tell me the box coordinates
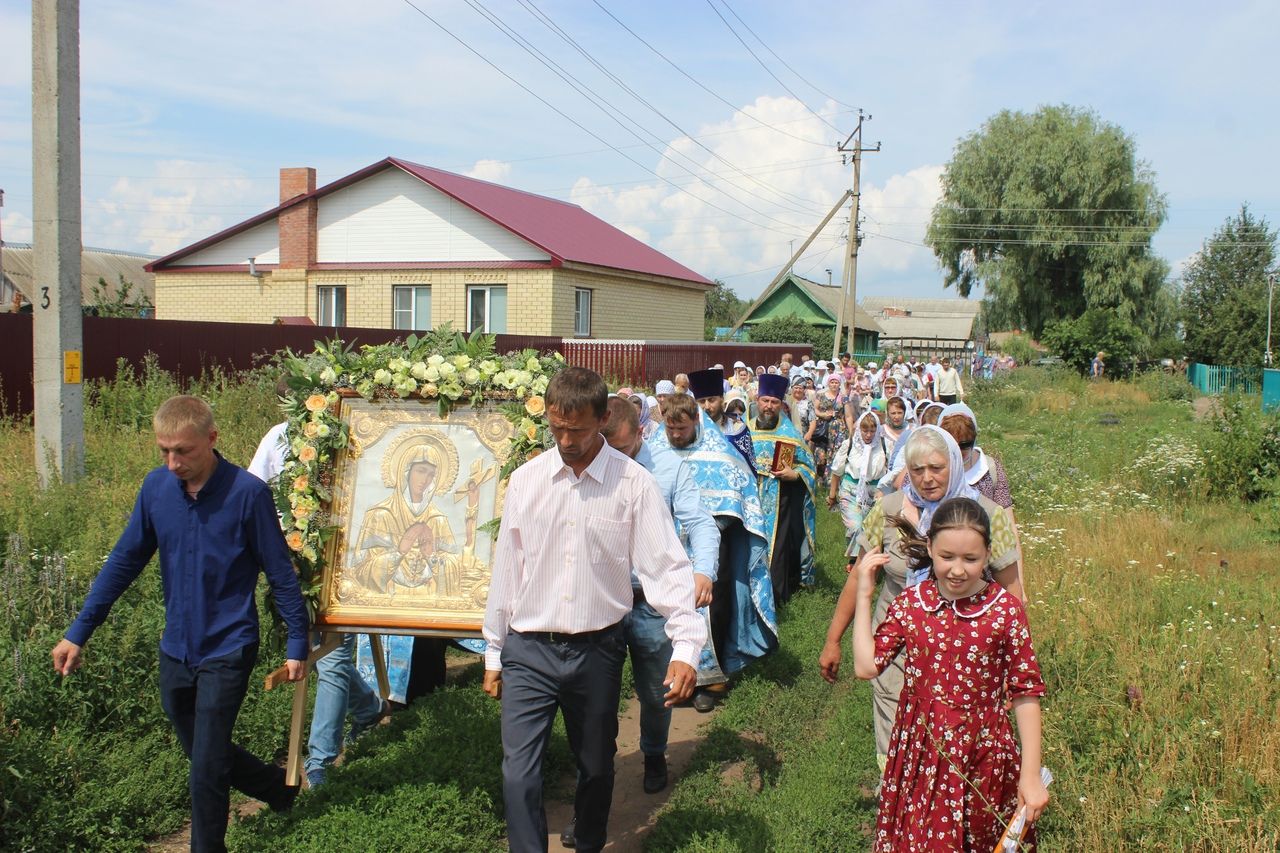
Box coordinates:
[51,348,1048,853]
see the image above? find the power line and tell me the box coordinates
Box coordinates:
[717,0,855,110]
[513,0,828,216]
[397,0,808,238]
[453,0,814,231]
[702,0,843,135]
[590,0,832,149]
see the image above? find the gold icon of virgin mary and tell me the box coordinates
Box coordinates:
[342,430,471,601]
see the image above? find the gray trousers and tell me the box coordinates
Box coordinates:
[500,628,626,853]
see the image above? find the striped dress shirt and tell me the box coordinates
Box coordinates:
[483,440,706,671]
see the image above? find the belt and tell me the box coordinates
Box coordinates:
[517,621,623,645]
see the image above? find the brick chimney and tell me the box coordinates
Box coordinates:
[278,167,317,269]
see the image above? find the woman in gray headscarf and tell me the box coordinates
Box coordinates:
[818,425,1024,771]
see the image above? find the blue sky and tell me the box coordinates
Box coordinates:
[1,0,1277,301]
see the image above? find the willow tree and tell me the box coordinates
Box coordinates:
[927,105,1169,338]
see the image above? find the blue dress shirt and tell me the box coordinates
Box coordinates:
[635,442,720,580]
[66,451,310,664]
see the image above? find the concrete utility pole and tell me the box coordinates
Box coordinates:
[831,110,880,363]
[32,0,84,486]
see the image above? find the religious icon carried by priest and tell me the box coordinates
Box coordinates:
[749,373,817,604]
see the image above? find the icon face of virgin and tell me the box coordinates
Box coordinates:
[407,460,437,502]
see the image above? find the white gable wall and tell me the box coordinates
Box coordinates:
[171,219,280,266]
[316,168,550,263]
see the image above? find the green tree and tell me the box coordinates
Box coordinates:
[927,105,1169,338]
[1180,205,1277,368]
[746,315,832,359]
[1040,308,1142,375]
[86,274,153,318]
[704,279,747,340]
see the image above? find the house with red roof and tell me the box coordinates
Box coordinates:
[147,157,714,339]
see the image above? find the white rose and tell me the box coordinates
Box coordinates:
[525,356,540,372]
[373,369,393,385]
[439,362,457,378]
[411,361,429,380]
[427,354,445,366]
[453,355,472,370]
[319,366,338,385]
[425,365,440,382]
[463,368,481,384]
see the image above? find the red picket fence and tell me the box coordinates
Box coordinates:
[0,313,810,416]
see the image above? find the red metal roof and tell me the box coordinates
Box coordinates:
[149,157,713,287]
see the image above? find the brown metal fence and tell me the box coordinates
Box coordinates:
[0,314,809,416]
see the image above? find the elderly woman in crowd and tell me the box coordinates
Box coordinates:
[818,426,1024,771]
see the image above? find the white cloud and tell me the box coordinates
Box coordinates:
[83,160,261,256]
[859,165,945,273]
[566,95,947,295]
[465,160,512,184]
[2,209,32,243]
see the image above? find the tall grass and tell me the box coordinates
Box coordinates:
[0,361,291,852]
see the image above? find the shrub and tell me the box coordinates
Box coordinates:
[1201,395,1280,502]
[1134,370,1197,402]
[1041,309,1143,375]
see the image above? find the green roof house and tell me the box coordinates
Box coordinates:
[732,272,881,353]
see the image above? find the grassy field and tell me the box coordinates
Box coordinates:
[1,364,1278,851]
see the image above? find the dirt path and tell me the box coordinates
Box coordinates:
[544,701,717,852]
[1193,395,1217,419]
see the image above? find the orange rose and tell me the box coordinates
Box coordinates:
[524,424,538,441]
[303,421,320,438]
[293,503,312,520]
[305,394,328,412]
[299,444,318,463]
[285,531,305,551]
[524,395,546,417]
[528,448,542,458]
[293,474,309,492]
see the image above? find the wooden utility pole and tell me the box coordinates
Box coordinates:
[831,111,879,362]
[728,189,852,336]
[32,0,84,485]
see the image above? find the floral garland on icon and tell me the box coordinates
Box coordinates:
[272,325,562,615]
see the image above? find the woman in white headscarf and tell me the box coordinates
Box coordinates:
[818,425,1024,771]
[827,410,888,549]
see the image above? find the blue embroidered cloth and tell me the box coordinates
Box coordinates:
[749,415,818,587]
[650,410,777,683]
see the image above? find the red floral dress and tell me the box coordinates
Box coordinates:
[872,580,1046,852]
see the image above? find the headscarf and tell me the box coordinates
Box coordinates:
[850,410,884,509]
[655,379,676,396]
[900,425,981,536]
[939,402,989,485]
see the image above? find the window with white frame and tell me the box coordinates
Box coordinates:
[467,285,508,334]
[392,285,432,331]
[574,288,592,337]
[317,285,346,327]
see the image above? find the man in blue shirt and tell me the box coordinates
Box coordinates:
[601,397,718,792]
[52,395,310,853]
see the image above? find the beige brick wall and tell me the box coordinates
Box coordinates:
[554,266,707,340]
[154,270,309,323]
[156,264,707,339]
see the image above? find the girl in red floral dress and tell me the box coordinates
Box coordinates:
[851,497,1048,851]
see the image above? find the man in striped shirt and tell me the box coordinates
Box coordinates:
[482,367,706,853]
